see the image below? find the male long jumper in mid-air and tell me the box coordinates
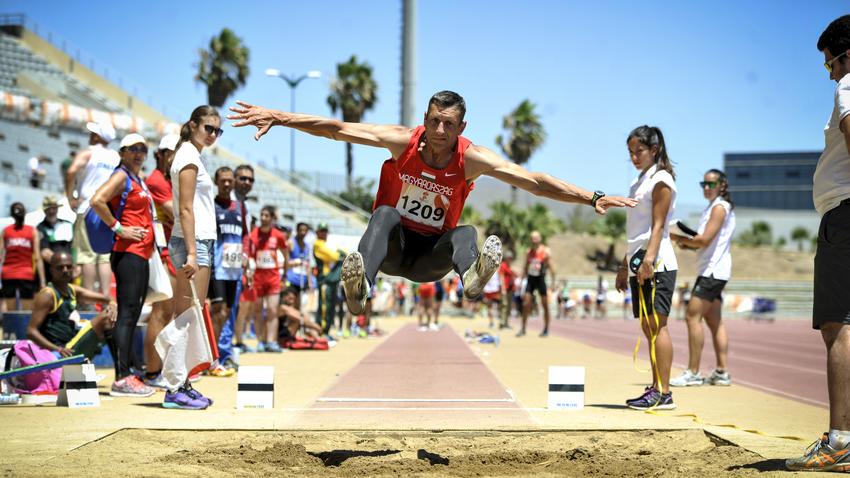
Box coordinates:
[228,90,636,315]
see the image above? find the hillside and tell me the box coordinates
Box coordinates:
[541,232,814,281]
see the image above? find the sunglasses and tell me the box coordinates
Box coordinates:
[238,176,255,183]
[124,145,148,154]
[825,51,849,73]
[203,124,224,137]
[699,181,719,189]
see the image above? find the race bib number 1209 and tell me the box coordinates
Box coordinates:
[396,183,448,230]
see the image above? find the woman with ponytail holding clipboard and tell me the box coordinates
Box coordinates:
[669,169,735,388]
[90,133,156,398]
[615,125,678,411]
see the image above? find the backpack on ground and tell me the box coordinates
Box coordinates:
[8,341,61,394]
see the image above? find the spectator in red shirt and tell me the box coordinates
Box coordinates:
[1,202,45,316]
[498,249,516,329]
[90,133,156,398]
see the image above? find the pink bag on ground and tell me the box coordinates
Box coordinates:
[10,341,61,394]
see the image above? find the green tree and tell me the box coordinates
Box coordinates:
[484,201,564,251]
[524,203,566,243]
[495,99,546,203]
[327,55,378,190]
[460,205,483,226]
[593,210,626,242]
[337,177,375,212]
[485,201,527,251]
[737,221,772,247]
[195,28,250,107]
[565,206,595,234]
[790,226,810,252]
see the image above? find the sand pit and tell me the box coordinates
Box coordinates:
[18,428,788,477]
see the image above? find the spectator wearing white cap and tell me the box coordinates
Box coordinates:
[142,133,179,389]
[90,133,156,398]
[64,121,119,299]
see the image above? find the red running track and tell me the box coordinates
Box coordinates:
[541,316,827,408]
[313,323,526,413]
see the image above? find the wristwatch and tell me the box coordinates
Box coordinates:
[590,190,605,208]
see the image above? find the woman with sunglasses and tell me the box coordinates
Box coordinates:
[615,125,678,411]
[670,171,736,388]
[166,105,222,409]
[90,133,156,398]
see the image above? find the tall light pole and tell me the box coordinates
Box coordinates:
[265,68,322,174]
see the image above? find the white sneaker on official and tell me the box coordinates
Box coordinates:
[670,369,704,387]
[705,369,731,386]
[341,252,368,315]
[462,235,502,300]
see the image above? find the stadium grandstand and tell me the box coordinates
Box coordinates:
[0,14,366,235]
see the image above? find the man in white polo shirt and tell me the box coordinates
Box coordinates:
[787,14,850,472]
[64,121,119,298]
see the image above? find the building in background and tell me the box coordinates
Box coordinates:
[723,151,820,248]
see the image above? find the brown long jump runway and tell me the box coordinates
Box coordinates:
[545,316,826,407]
[299,322,534,428]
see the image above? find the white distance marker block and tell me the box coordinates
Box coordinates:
[57,363,100,408]
[237,365,274,409]
[547,366,585,410]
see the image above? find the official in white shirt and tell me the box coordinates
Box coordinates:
[615,125,678,411]
[670,169,736,388]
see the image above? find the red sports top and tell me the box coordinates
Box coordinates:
[498,261,516,292]
[2,224,35,280]
[249,227,287,270]
[110,171,155,260]
[373,125,474,235]
[144,169,173,242]
[526,246,549,278]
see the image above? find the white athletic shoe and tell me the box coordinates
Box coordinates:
[670,369,704,387]
[705,369,731,386]
[462,235,502,300]
[341,252,368,315]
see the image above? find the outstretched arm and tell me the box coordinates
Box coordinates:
[228,101,412,158]
[463,145,636,215]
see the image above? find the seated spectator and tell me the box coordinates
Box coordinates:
[28,155,47,188]
[27,252,116,360]
[278,287,324,340]
[37,195,74,283]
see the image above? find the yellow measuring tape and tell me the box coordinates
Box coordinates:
[632,268,809,443]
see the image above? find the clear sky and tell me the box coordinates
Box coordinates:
[5,0,846,207]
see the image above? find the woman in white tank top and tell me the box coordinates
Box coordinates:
[670,169,736,388]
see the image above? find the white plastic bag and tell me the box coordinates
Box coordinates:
[146,252,173,304]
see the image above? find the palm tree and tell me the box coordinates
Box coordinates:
[790,226,810,252]
[460,205,483,226]
[524,203,566,243]
[485,201,526,251]
[495,99,546,203]
[327,55,378,190]
[195,28,250,107]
